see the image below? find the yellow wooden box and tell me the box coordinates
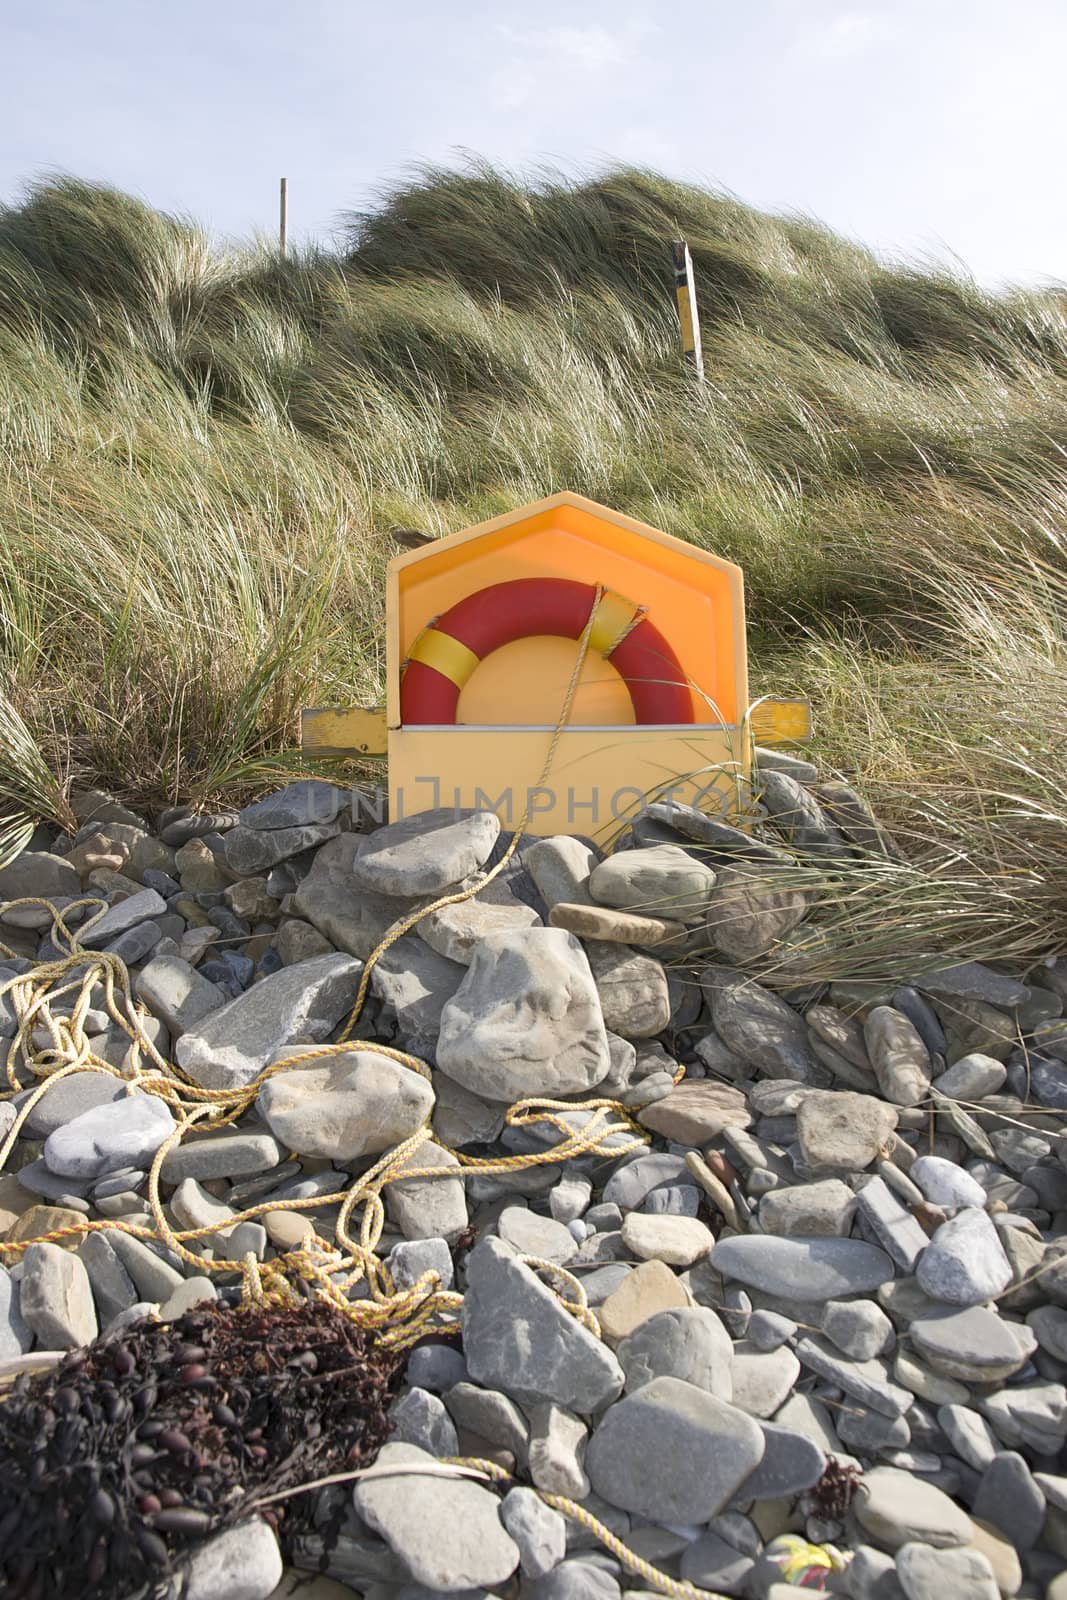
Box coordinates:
[303,492,808,841]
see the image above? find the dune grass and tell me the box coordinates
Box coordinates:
[2,161,1067,963]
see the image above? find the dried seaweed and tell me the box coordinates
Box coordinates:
[0,1299,402,1600]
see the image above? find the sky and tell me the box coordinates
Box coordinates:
[4,0,1067,288]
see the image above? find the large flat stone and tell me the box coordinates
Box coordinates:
[598,1259,690,1345]
[22,1071,126,1138]
[911,1304,1033,1383]
[419,893,540,965]
[385,1141,468,1243]
[174,953,363,1089]
[585,941,670,1039]
[735,1419,826,1500]
[370,935,466,1047]
[160,1132,282,1183]
[180,1519,284,1600]
[703,861,811,962]
[589,845,716,924]
[703,968,820,1082]
[0,850,81,903]
[711,1234,894,1301]
[354,1441,520,1592]
[894,1541,999,1600]
[853,1465,975,1552]
[352,809,500,897]
[585,1376,765,1523]
[795,1090,898,1173]
[461,1237,624,1412]
[549,901,686,947]
[638,1080,751,1145]
[238,781,344,831]
[79,1231,139,1323]
[224,822,340,875]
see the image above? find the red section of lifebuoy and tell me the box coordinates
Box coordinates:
[400,577,694,726]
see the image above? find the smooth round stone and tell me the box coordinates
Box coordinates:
[911,1156,987,1210]
[262,1210,314,1249]
[711,1235,894,1301]
[933,1052,1006,1101]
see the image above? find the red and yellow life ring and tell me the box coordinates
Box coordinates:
[400,577,694,725]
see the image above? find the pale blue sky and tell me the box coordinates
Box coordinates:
[4,0,1067,286]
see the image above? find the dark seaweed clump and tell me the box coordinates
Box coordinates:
[0,1298,402,1600]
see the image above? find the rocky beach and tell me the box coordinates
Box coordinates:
[1,756,1066,1599]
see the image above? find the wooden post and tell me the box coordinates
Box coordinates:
[671,240,703,380]
[279,177,288,258]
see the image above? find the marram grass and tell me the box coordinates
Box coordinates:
[2,162,1067,960]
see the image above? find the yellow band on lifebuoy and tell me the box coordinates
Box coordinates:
[408,628,481,689]
[588,590,641,658]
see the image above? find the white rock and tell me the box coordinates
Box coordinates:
[43,1094,175,1180]
[436,928,609,1101]
[620,1213,714,1266]
[915,1208,1013,1306]
[181,1519,284,1600]
[258,1050,434,1161]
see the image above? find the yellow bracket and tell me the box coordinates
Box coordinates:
[748,698,812,745]
[300,697,811,759]
[301,706,388,756]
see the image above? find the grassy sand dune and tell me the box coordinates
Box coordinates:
[2,162,1067,968]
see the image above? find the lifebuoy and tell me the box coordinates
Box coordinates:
[400,578,694,725]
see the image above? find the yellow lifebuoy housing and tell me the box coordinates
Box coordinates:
[300,492,806,839]
[385,492,748,838]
